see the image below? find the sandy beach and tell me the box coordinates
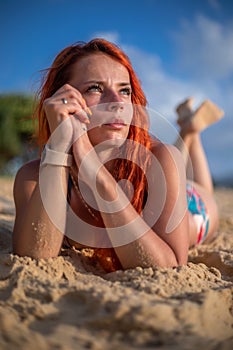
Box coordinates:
[0,177,232,349]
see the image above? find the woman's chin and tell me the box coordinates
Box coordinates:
[88,127,129,150]
[95,137,126,151]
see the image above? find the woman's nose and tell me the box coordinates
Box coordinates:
[106,91,124,111]
[107,101,124,112]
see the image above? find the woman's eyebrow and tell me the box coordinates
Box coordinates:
[118,82,131,87]
[82,80,131,86]
[82,80,102,85]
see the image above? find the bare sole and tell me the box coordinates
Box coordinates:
[189,100,224,132]
[176,99,224,132]
[176,97,194,121]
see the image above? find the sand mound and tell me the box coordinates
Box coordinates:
[0,178,232,349]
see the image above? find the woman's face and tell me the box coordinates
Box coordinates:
[69,53,133,147]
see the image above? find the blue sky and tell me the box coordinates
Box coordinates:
[1,0,233,181]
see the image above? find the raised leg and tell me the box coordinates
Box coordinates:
[174,98,224,245]
[175,98,224,194]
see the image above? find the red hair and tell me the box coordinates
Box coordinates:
[35,38,151,211]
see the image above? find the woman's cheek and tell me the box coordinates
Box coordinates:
[83,95,101,108]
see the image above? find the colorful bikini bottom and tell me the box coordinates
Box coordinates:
[186,183,209,244]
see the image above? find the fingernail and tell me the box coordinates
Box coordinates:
[87,107,92,116]
[81,112,90,123]
[83,111,90,123]
[76,110,91,123]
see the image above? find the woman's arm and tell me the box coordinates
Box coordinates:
[74,141,190,269]
[12,160,68,258]
[13,84,90,258]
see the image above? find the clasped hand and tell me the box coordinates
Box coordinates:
[43,84,100,186]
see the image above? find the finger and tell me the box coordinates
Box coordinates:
[81,97,92,117]
[61,100,90,124]
[60,86,92,117]
[44,84,92,131]
[73,110,90,124]
[55,86,91,121]
[70,116,88,139]
[53,84,86,108]
[65,92,92,118]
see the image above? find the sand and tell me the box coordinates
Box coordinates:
[0,177,232,349]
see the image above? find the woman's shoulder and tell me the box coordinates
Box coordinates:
[150,139,182,163]
[14,159,40,199]
[15,159,40,182]
[149,139,186,185]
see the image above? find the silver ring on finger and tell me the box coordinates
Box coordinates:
[61,98,68,105]
[82,125,87,132]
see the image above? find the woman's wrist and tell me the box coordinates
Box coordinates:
[40,144,73,167]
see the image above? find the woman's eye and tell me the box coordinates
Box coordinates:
[120,87,132,96]
[87,84,102,93]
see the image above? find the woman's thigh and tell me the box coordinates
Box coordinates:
[187,180,219,246]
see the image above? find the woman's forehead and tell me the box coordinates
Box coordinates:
[71,53,130,81]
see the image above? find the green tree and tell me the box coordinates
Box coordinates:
[0,94,36,171]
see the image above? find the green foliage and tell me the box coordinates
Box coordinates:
[0,94,36,170]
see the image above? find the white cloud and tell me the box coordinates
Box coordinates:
[172,14,233,80]
[90,31,120,44]
[122,44,215,119]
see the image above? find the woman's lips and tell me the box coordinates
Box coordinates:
[102,118,127,129]
[103,122,126,129]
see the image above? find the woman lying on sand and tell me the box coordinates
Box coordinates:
[12,38,224,272]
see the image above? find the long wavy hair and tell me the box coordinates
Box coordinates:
[35,38,152,215]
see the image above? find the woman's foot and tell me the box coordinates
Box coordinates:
[176,98,224,133]
[176,97,194,124]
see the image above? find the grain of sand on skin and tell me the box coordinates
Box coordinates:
[0,177,233,349]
